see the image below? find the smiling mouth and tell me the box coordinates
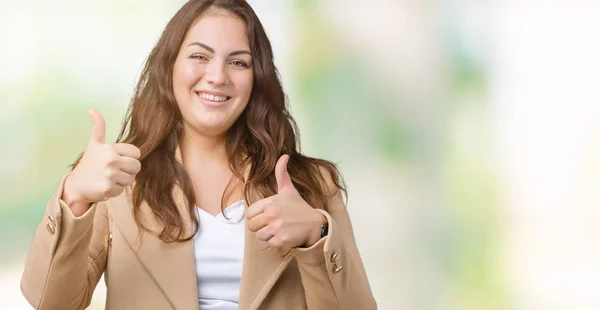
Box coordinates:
[197,92,231,102]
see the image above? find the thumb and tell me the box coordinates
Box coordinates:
[275,154,294,193]
[88,108,106,144]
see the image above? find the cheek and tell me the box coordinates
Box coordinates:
[174,61,204,89]
[232,72,254,98]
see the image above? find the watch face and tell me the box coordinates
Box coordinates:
[321,222,329,238]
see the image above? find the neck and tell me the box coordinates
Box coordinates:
[179,128,229,170]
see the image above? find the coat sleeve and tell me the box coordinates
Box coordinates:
[21,174,110,310]
[291,174,377,310]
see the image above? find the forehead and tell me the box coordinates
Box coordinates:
[183,11,249,51]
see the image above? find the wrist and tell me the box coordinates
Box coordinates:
[303,211,328,247]
[62,174,89,206]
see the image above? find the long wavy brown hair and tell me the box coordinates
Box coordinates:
[73,0,346,243]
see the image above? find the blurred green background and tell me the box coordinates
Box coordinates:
[2,1,600,309]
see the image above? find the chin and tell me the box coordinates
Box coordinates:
[189,118,233,137]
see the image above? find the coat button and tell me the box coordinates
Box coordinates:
[330,252,339,263]
[332,264,343,274]
[105,233,112,248]
[46,223,56,234]
[47,214,56,225]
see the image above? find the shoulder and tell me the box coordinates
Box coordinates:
[312,160,344,197]
[311,160,348,213]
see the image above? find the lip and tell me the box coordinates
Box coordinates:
[196,89,230,97]
[195,91,232,108]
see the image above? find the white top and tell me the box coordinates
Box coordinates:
[193,200,246,310]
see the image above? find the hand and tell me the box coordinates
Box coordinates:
[245,154,327,248]
[62,109,141,211]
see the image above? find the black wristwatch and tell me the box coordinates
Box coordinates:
[320,221,329,238]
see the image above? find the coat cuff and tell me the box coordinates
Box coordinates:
[51,174,98,243]
[291,209,342,270]
[32,173,98,254]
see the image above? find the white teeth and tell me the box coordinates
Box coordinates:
[199,92,228,102]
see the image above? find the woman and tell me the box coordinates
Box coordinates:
[21,0,376,309]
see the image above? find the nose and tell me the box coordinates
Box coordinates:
[204,59,228,86]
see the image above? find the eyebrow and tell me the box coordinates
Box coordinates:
[187,42,251,57]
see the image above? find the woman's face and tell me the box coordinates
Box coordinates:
[173,11,253,137]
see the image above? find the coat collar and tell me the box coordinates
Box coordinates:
[110,145,292,310]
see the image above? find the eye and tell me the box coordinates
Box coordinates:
[190,54,209,61]
[231,60,250,68]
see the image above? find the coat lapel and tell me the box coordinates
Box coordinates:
[238,227,293,310]
[110,185,199,310]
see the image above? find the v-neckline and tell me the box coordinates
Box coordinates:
[196,200,245,224]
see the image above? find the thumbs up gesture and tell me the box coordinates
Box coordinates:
[245,155,327,248]
[62,109,141,214]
